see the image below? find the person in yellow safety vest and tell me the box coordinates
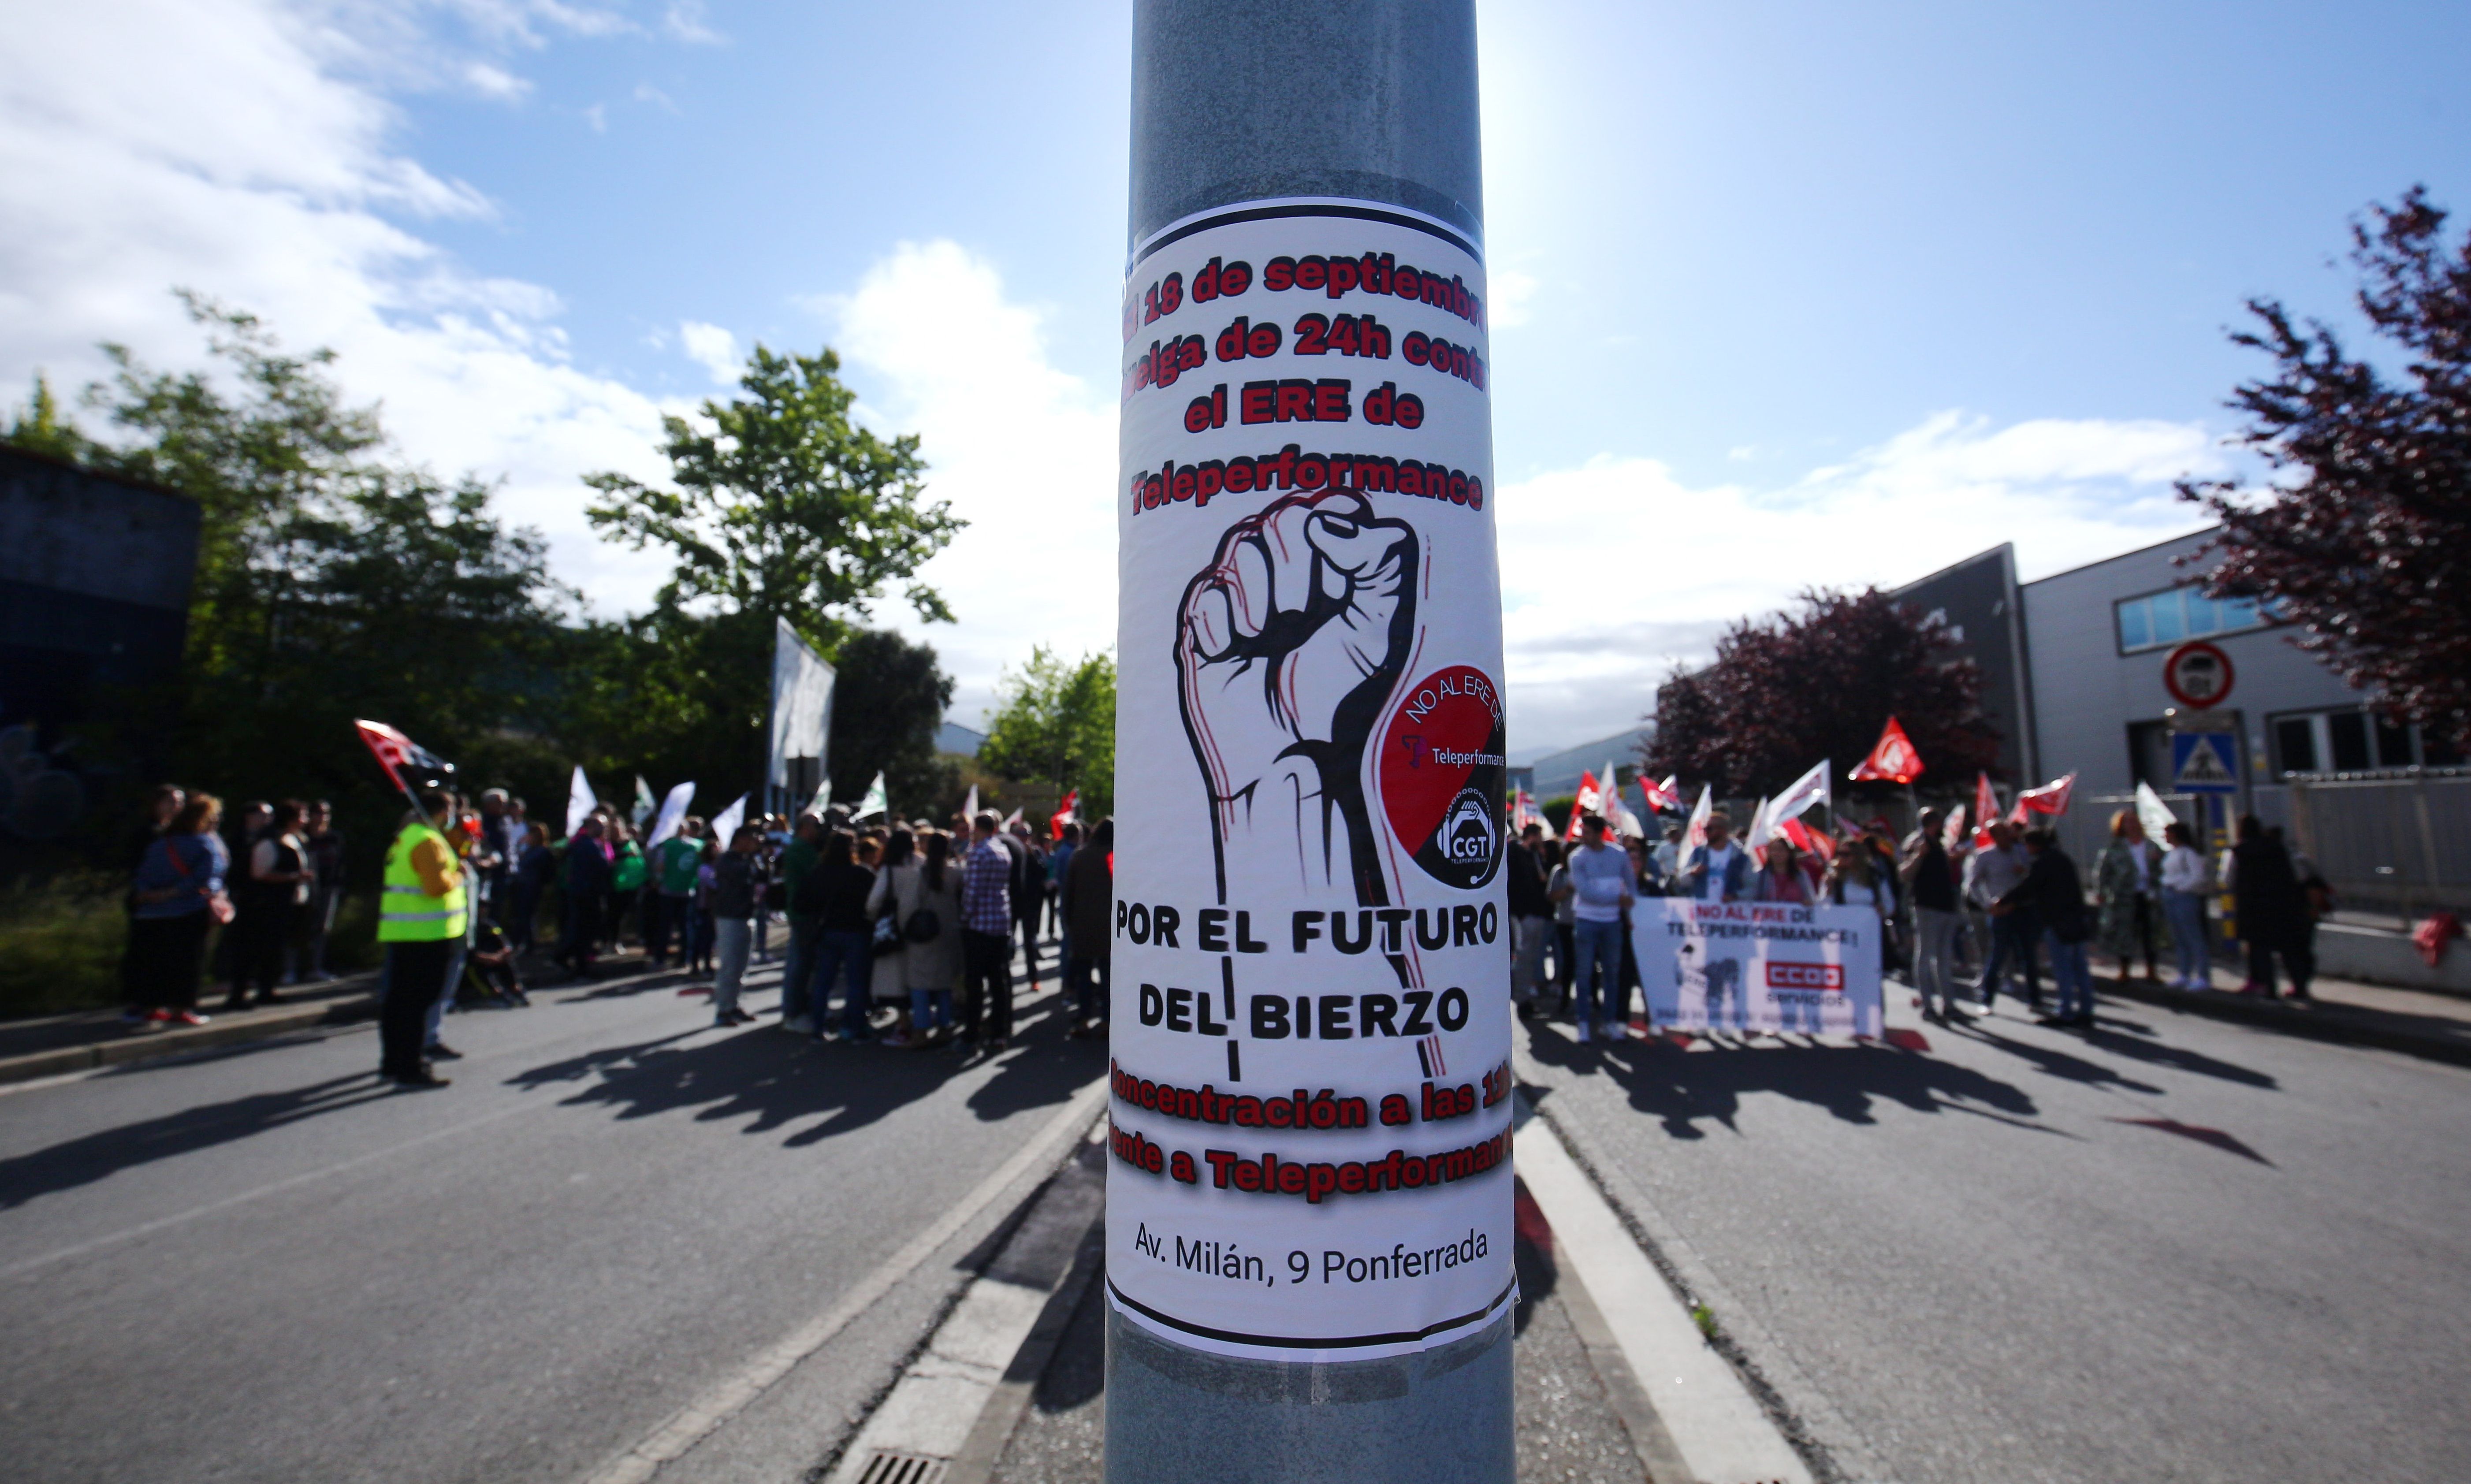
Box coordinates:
[377,788,467,1088]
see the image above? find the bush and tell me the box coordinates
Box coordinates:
[0,874,130,1018]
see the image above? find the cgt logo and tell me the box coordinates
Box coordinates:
[1765,961,1844,993]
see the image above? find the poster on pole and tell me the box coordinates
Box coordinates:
[767,618,836,814]
[1633,899,1885,1037]
[1107,197,1512,1362]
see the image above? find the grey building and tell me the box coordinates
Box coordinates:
[0,446,200,841]
[1890,544,2038,783]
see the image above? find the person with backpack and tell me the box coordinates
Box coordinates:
[872,829,963,1047]
[805,829,881,1041]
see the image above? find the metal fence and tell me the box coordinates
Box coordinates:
[2255,774,2471,928]
[2052,777,2469,930]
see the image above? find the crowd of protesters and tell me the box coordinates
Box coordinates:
[1501,796,2333,1042]
[116,775,1112,1086]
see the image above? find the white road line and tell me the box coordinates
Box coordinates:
[0,1097,535,1280]
[1516,1108,1814,1484]
[581,1077,1108,1484]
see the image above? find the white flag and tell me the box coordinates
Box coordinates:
[1001,807,1024,832]
[565,765,598,838]
[632,775,657,828]
[711,793,748,844]
[806,775,831,816]
[1601,761,1643,839]
[1764,759,1833,841]
[2133,781,2180,843]
[1745,796,1772,864]
[963,783,979,822]
[858,772,889,821]
[1684,785,1712,849]
[647,781,696,848]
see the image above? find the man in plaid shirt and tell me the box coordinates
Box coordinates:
[960,812,1015,1051]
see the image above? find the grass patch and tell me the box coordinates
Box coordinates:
[0,873,130,1019]
[1690,1302,1718,1343]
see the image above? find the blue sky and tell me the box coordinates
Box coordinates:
[4,0,2465,751]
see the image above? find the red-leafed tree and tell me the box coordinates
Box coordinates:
[1643,588,2001,800]
[2178,186,2471,748]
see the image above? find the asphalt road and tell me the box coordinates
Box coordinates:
[1516,989,2471,1484]
[0,954,1106,1484]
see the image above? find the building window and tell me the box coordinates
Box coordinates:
[2114,586,2271,654]
[2269,706,2461,775]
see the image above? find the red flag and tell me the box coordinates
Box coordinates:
[2020,771,2077,817]
[354,719,452,796]
[1848,716,1925,784]
[1050,790,1079,841]
[1563,770,1599,843]
[1778,816,1836,861]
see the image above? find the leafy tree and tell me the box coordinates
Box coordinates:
[1645,588,2000,800]
[583,344,962,796]
[825,629,956,816]
[978,647,1116,818]
[2178,186,2471,748]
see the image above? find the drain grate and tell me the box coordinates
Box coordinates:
[854,1450,948,1484]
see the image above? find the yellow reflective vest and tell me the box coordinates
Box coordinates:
[379,822,468,942]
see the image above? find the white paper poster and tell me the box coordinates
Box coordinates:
[1108,198,1512,1360]
[1633,899,1885,1037]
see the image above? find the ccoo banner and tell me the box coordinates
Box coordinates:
[1108,198,1513,1361]
[1633,899,1886,1037]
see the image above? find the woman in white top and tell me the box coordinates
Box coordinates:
[2158,821,2214,990]
[870,829,964,1046]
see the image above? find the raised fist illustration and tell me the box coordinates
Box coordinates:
[1176,490,1418,904]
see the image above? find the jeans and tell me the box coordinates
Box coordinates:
[962,928,1013,1042]
[1570,918,1625,1033]
[779,918,818,1022]
[1069,956,1109,1023]
[2162,890,2210,986]
[814,929,875,1036]
[1511,915,1552,1004]
[1912,907,1960,1013]
[1976,912,2040,1006]
[2046,931,2093,1021]
[910,987,953,1033]
[711,917,753,1015]
[427,938,466,1047]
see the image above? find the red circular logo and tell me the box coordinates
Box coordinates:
[1378,665,1506,889]
[2163,640,2235,709]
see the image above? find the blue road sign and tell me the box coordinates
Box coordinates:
[2171,732,2240,794]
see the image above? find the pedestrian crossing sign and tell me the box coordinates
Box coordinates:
[2171,732,2239,794]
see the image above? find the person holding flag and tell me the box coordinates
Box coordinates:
[376,784,466,1088]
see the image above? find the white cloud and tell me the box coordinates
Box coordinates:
[0,0,677,611]
[463,61,531,101]
[1489,266,1538,329]
[633,81,681,114]
[677,320,741,384]
[663,0,724,44]
[819,242,1117,732]
[1495,411,2228,751]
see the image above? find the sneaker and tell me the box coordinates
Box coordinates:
[727,1007,758,1025]
[171,1009,211,1027]
[391,1067,451,1089]
[1575,1021,1593,1043]
[120,1008,152,1027]
[783,1015,816,1034]
[426,1043,464,1061]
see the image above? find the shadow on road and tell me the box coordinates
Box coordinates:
[504,985,1104,1142]
[1524,1022,2043,1138]
[0,1073,396,1209]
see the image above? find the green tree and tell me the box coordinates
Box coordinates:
[979,647,1116,818]
[4,374,84,462]
[826,629,956,817]
[582,345,963,797]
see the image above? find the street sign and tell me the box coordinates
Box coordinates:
[2163,640,2235,709]
[2170,731,2240,794]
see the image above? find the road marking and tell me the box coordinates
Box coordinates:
[1515,1105,1814,1484]
[582,1077,1108,1484]
[0,1097,534,1280]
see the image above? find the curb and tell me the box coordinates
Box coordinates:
[2099,978,2471,1070]
[0,992,380,1086]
